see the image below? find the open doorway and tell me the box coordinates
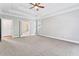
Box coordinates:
[20,20,30,37]
[20,20,36,37]
[2,19,13,40]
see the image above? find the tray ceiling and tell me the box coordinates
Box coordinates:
[0,3,78,20]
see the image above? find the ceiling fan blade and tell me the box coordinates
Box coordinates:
[37,3,40,5]
[38,6,44,8]
[29,3,35,5]
[29,6,35,9]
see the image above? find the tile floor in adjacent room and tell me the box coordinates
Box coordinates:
[0,35,79,56]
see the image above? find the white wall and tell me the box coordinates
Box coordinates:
[30,20,36,35]
[38,10,79,43]
[13,19,20,37]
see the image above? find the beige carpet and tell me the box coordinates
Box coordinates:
[0,35,79,56]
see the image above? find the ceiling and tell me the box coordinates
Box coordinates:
[0,3,79,20]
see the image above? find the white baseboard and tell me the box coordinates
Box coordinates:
[38,34,79,44]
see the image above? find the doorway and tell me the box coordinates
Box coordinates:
[2,19,13,40]
[20,20,30,37]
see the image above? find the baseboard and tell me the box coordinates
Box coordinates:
[38,34,79,44]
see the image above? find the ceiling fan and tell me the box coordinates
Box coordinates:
[29,3,45,11]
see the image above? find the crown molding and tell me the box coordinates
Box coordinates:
[0,11,36,20]
[40,4,79,20]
